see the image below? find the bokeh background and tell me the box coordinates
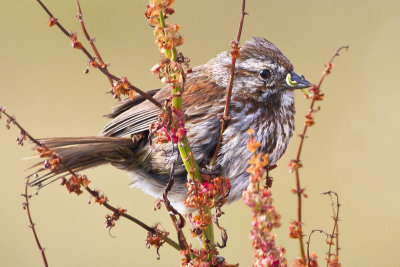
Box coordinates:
[1,0,399,266]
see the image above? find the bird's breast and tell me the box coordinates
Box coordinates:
[216,91,295,201]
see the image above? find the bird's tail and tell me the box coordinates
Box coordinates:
[28,136,138,187]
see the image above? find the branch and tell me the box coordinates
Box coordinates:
[85,186,180,250]
[75,0,113,87]
[0,107,180,252]
[289,45,348,264]
[161,158,189,250]
[35,0,163,110]
[23,178,49,267]
[306,229,329,266]
[209,0,247,166]
[294,45,349,162]
[322,191,341,266]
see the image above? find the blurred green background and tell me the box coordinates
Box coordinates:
[1,0,399,266]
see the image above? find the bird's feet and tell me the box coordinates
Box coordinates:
[200,164,221,176]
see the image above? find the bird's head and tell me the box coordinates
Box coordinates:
[206,37,312,98]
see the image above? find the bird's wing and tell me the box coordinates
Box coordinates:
[183,78,226,119]
[100,88,169,137]
[104,89,161,119]
[100,73,226,138]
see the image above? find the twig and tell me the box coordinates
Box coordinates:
[0,107,42,147]
[322,191,341,265]
[35,0,163,110]
[294,45,349,162]
[75,0,113,87]
[161,158,189,250]
[85,186,180,250]
[209,0,247,165]
[212,206,228,248]
[291,45,348,263]
[0,107,180,251]
[23,178,49,267]
[306,229,329,266]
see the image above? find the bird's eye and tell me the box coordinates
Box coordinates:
[259,69,271,79]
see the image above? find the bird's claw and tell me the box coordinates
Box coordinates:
[200,164,222,175]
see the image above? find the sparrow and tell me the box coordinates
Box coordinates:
[31,37,312,213]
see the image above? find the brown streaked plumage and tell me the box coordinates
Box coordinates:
[30,37,312,213]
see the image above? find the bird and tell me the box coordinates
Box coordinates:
[30,37,312,213]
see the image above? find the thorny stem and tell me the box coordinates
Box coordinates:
[35,0,163,110]
[0,108,42,147]
[206,0,247,246]
[61,162,180,249]
[162,159,189,250]
[36,0,69,36]
[209,0,247,166]
[323,191,341,265]
[334,199,340,257]
[24,178,49,267]
[75,0,113,87]
[85,186,181,250]
[295,171,306,263]
[306,229,328,266]
[293,45,348,264]
[205,0,246,246]
[0,108,180,252]
[295,45,349,162]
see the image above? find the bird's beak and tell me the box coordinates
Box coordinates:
[282,71,313,89]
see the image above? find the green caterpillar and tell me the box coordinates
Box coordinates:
[286,73,311,97]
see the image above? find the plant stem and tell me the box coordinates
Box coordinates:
[292,45,348,264]
[24,178,49,267]
[158,11,214,245]
[209,0,247,166]
[35,0,163,110]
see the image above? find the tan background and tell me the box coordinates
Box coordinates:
[1,0,399,266]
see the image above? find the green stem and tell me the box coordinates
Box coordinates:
[158,11,214,246]
[159,9,166,27]
[177,138,201,179]
[165,237,181,251]
[203,209,214,243]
